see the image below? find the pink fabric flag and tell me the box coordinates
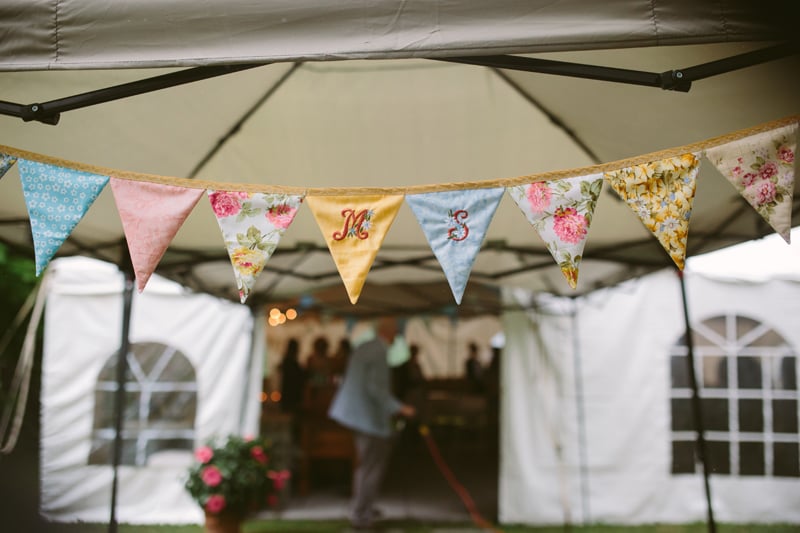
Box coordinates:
[110,178,204,292]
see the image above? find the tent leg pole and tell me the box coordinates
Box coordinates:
[677,271,716,533]
[569,301,590,525]
[109,260,135,533]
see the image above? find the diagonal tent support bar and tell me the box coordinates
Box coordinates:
[0,44,796,125]
[187,62,303,179]
[438,43,798,92]
[0,63,263,125]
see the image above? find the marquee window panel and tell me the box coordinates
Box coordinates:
[669,313,799,478]
[89,342,198,466]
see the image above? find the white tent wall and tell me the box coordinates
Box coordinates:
[500,270,800,525]
[40,257,260,524]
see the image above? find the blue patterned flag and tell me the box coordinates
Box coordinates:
[18,160,109,274]
[406,187,505,304]
[0,154,17,180]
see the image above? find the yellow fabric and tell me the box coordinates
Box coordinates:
[604,153,700,270]
[306,194,404,304]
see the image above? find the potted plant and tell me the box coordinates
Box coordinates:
[185,434,290,533]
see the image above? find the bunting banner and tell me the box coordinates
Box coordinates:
[209,190,304,303]
[406,187,505,304]
[18,159,109,275]
[604,153,701,270]
[0,153,16,180]
[110,178,204,292]
[306,194,404,304]
[705,123,796,243]
[508,174,603,288]
[0,116,797,302]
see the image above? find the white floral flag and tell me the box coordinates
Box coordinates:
[705,124,796,243]
[508,174,603,288]
[604,154,701,270]
[208,190,304,303]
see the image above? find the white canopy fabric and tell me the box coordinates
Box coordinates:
[40,257,261,524]
[0,1,787,70]
[0,1,797,317]
[501,270,800,525]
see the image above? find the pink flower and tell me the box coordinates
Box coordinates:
[759,161,778,180]
[778,145,794,163]
[526,183,552,213]
[201,465,223,487]
[209,191,249,218]
[741,172,758,187]
[753,180,777,205]
[731,165,743,176]
[268,469,291,491]
[250,445,268,464]
[194,446,213,463]
[552,207,588,244]
[266,203,298,229]
[205,494,226,514]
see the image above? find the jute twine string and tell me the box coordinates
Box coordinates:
[1,114,797,196]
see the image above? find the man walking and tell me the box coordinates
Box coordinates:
[328,317,416,530]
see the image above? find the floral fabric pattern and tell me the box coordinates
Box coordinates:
[509,174,603,289]
[406,188,505,304]
[306,194,404,304]
[18,159,109,275]
[209,190,304,303]
[705,124,796,243]
[604,153,700,269]
[0,153,17,180]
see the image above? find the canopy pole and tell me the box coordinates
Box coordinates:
[569,299,591,524]
[677,270,716,533]
[109,245,135,533]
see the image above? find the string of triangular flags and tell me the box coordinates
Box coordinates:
[0,117,796,305]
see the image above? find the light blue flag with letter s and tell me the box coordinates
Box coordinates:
[18,159,109,274]
[406,187,505,304]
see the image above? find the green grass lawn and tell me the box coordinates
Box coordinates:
[45,521,800,532]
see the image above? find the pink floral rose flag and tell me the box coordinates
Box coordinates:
[208,190,304,303]
[508,174,603,289]
[604,153,701,270]
[110,178,204,292]
[306,194,404,304]
[705,123,796,243]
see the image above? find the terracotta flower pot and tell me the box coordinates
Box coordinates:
[204,511,243,533]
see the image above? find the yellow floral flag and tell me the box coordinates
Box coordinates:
[306,194,404,304]
[604,153,701,269]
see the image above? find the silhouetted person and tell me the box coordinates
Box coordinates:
[306,336,333,387]
[465,341,484,393]
[279,338,306,414]
[394,343,426,405]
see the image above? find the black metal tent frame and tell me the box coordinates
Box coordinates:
[2,42,798,532]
